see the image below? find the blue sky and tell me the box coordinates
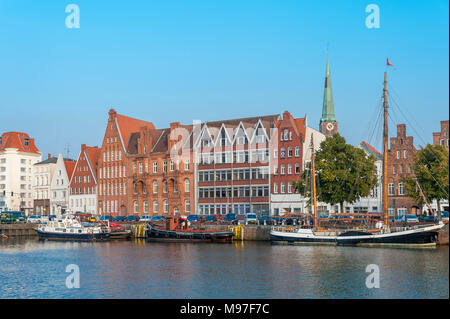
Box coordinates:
[0,0,448,159]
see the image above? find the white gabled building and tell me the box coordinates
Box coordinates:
[0,132,42,215]
[49,154,75,217]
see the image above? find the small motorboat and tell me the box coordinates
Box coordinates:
[35,215,110,241]
[146,216,233,242]
[108,222,132,239]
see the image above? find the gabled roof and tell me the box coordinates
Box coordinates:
[294,118,306,142]
[84,146,100,178]
[114,112,155,149]
[360,141,382,159]
[64,161,76,181]
[0,132,40,154]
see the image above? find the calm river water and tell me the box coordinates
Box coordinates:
[0,238,448,299]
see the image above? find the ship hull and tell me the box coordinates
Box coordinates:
[35,229,110,241]
[146,225,233,243]
[270,229,337,244]
[336,224,444,247]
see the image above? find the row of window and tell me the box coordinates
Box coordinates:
[70,186,97,195]
[273,163,301,175]
[100,199,191,214]
[199,185,270,198]
[392,164,412,175]
[133,160,190,175]
[273,182,297,194]
[198,167,270,182]
[73,175,91,184]
[99,165,126,179]
[198,150,270,165]
[388,183,405,196]
[199,203,252,215]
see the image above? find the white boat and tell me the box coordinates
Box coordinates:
[35,214,110,241]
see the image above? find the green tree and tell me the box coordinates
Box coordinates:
[294,134,378,214]
[403,144,449,221]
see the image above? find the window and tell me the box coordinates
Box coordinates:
[295,146,300,157]
[184,160,189,171]
[185,200,191,213]
[274,165,278,175]
[288,147,292,158]
[170,160,174,171]
[288,164,292,175]
[388,183,395,195]
[139,163,143,174]
[393,165,396,174]
[164,200,169,213]
[153,201,158,213]
[274,183,278,194]
[274,149,278,159]
[144,201,148,213]
[288,182,293,194]
[396,151,400,159]
[134,201,139,213]
[295,163,300,174]
[280,148,285,159]
[281,182,285,194]
[163,180,168,193]
[153,162,157,173]
[403,150,407,159]
[163,161,167,172]
[280,165,285,175]
[398,182,405,195]
[153,181,158,194]
[185,179,190,192]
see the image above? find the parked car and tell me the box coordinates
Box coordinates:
[419,215,438,223]
[125,215,139,222]
[139,215,152,222]
[112,216,126,222]
[187,214,199,222]
[27,215,42,223]
[245,213,257,224]
[233,214,246,225]
[395,215,419,223]
[441,211,449,221]
[100,215,113,221]
[224,213,236,223]
[258,215,272,225]
[150,216,165,222]
[205,215,217,223]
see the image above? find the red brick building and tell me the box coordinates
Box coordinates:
[126,122,195,216]
[69,144,100,214]
[433,120,449,150]
[270,111,306,215]
[387,124,421,216]
[97,109,155,216]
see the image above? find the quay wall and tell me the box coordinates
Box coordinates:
[0,224,38,238]
[437,223,449,246]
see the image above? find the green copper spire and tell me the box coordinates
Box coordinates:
[320,54,336,123]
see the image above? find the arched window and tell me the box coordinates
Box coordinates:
[185,179,190,193]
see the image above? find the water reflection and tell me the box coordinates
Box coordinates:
[0,239,448,299]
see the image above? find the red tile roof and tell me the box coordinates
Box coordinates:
[64,161,76,181]
[0,132,40,154]
[294,118,306,142]
[84,146,100,177]
[361,141,382,158]
[115,113,156,149]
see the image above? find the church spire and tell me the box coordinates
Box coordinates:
[319,53,338,136]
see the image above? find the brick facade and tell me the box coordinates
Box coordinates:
[387,124,421,216]
[432,120,449,150]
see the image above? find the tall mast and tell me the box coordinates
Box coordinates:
[382,72,389,227]
[311,134,318,229]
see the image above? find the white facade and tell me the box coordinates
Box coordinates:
[49,154,74,217]
[0,145,41,215]
[33,158,57,215]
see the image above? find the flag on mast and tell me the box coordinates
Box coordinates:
[386,58,395,69]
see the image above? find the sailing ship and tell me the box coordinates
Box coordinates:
[271,67,445,247]
[146,216,234,242]
[35,214,111,241]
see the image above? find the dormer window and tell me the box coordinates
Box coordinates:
[24,138,29,146]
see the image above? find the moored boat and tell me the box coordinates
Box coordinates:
[146,217,233,242]
[35,215,110,241]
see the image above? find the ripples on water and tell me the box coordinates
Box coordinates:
[0,238,448,299]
